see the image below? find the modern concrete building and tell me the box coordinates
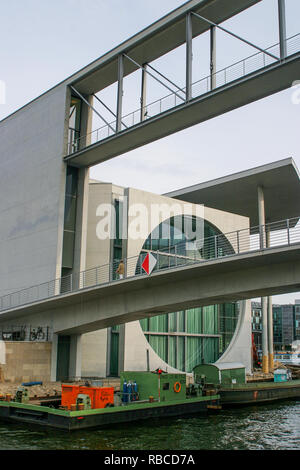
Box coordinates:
[0,177,253,380]
[80,180,251,379]
[0,0,300,383]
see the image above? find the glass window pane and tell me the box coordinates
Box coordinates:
[186,337,202,372]
[149,335,167,363]
[168,336,177,368]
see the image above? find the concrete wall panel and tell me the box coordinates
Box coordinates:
[0,85,68,298]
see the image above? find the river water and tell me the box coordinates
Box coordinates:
[0,401,299,451]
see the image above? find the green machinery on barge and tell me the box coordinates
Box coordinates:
[0,371,220,431]
[193,363,300,406]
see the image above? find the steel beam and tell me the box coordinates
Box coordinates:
[186,12,193,101]
[140,64,148,121]
[278,0,287,59]
[191,11,280,62]
[124,54,185,102]
[93,93,128,129]
[147,63,185,97]
[210,26,217,90]
[70,86,115,133]
[116,54,124,133]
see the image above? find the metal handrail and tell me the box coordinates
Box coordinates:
[67,33,300,154]
[0,217,299,313]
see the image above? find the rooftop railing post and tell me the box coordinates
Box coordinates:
[237,230,240,254]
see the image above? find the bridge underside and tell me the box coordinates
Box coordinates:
[1,245,300,335]
[65,53,300,168]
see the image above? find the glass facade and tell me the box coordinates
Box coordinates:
[273,306,283,349]
[251,302,300,351]
[138,216,239,372]
[136,215,234,274]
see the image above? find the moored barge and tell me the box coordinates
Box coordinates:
[216,379,300,406]
[0,371,220,431]
[193,363,300,407]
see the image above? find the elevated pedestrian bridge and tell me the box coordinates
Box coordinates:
[65,30,300,167]
[0,217,299,335]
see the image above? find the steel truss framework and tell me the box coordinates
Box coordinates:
[65,0,297,166]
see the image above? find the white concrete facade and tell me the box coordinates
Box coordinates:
[80,181,252,377]
[0,85,68,299]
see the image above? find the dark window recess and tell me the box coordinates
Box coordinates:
[62,166,79,270]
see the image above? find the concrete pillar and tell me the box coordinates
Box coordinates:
[116,54,124,132]
[50,334,58,381]
[69,334,82,381]
[278,0,287,59]
[210,26,217,90]
[267,297,274,370]
[257,186,266,249]
[186,12,193,102]
[258,185,269,373]
[266,229,274,370]
[140,64,148,122]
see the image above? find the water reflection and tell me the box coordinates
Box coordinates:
[0,401,299,450]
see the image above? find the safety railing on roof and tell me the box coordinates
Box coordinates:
[0,217,299,313]
[67,33,300,155]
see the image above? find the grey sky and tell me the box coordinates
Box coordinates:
[1,0,299,304]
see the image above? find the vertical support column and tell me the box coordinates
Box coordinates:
[257,185,269,373]
[257,186,266,249]
[51,334,58,381]
[261,297,269,373]
[140,64,148,122]
[210,25,217,90]
[116,54,124,132]
[69,334,82,381]
[266,228,274,370]
[278,0,287,59]
[186,12,193,102]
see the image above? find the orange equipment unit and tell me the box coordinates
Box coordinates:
[61,384,114,410]
[61,384,80,410]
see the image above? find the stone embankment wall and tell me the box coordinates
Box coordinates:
[1,342,52,383]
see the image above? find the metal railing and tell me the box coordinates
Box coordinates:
[0,217,299,314]
[67,33,300,154]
